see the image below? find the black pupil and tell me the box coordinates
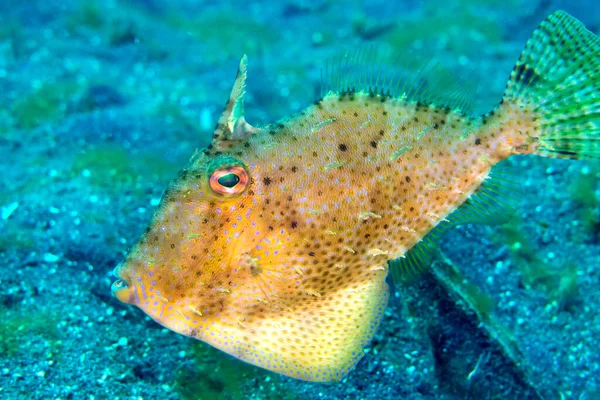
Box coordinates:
[217,173,240,188]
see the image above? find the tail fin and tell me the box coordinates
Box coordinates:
[502,11,600,160]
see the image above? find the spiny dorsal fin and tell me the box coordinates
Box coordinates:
[212,55,261,147]
[390,162,520,283]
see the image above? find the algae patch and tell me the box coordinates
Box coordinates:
[0,305,60,357]
[71,145,179,194]
[12,81,82,130]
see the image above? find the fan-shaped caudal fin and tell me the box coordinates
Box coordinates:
[500,11,600,160]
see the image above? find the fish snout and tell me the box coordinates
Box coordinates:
[111,263,136,305]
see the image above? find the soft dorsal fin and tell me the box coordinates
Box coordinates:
[211,55,262,148]
[320,46,479,115]
[390,163,521,283]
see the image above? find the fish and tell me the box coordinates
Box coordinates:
[111,11,600,382]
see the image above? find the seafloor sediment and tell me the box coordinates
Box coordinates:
[0,1,598,399]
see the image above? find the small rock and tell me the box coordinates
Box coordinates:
[43,253,60,263]
[1,201,19,220]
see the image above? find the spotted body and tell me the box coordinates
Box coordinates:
[112,12,600,381]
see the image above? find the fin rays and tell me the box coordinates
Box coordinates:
[320,46,479,115]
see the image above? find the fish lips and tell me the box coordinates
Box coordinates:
[111,263,136,305]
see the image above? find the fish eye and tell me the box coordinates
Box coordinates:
[209,166,249,196]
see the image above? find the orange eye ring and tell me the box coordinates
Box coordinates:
[209,166,249,196]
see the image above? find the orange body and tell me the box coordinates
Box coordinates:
[113,71,538,380]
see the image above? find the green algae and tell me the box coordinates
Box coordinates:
[71,145,179,194]
[0,227,35,252]
[12,81,81,130]
[164,9,277,63]
[497,218,580,310]
[175,342,264,400]
[75,1,104,30]
[0,305,60,357]
[435,255,495,322]
[379,8,503,56]
[152,101,205,139]
[569,165,600,238]
[175,341,300,400]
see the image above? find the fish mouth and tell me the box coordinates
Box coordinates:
[111,263,136,305]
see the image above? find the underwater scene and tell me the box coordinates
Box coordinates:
[1,0,599,399]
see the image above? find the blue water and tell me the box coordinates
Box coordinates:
[1,1,599,399]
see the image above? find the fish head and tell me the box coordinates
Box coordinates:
[112,55,266,324]
[110,151,254,307]
[111,56,389,382]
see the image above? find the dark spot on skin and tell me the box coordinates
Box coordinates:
[405,176,411,183]
[308,252,315,257]
[313,151,318,157]
[244,142,250,148]
[291,221,298,229]
[475,138,482,145]
[291,166,298,173]
[263,177,272,186]
[354,112,358,117]
[339,143,348,152]
[379,130,384,136]
[170,244,175,249]
[370,141,377,148]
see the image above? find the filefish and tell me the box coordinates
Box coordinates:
[112,11,600,381]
